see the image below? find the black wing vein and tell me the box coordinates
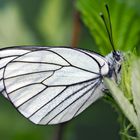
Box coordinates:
[37,81,96,124]
[46,81,99,124]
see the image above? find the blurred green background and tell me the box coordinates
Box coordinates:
[0,0,140,140]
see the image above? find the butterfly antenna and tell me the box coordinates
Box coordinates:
[100,4,116,53]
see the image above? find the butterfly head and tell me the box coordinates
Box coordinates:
[113,51,123,63]
[106,51,123,82]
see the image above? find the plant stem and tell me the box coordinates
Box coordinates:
[52,3,81,140]
[53,123,66,140]
[71,10,81,48]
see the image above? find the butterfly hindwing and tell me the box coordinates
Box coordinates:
[0,47,33,98]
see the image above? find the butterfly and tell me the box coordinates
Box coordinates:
[0,5,123,125]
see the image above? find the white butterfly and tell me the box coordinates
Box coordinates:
[0,5,123,125]
[0,46,122,125]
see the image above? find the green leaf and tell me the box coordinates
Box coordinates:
[131,59,140,134]
[104,78,139,132]
[76,0,140,54]
[120,53,132,100]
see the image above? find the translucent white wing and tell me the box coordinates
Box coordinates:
[0,48,31,97]
[0,46,49,98]
[2,47,109,125]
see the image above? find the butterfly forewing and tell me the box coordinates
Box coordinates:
[1,47,109,124]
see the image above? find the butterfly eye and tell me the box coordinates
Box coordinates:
[112,51,121,61]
